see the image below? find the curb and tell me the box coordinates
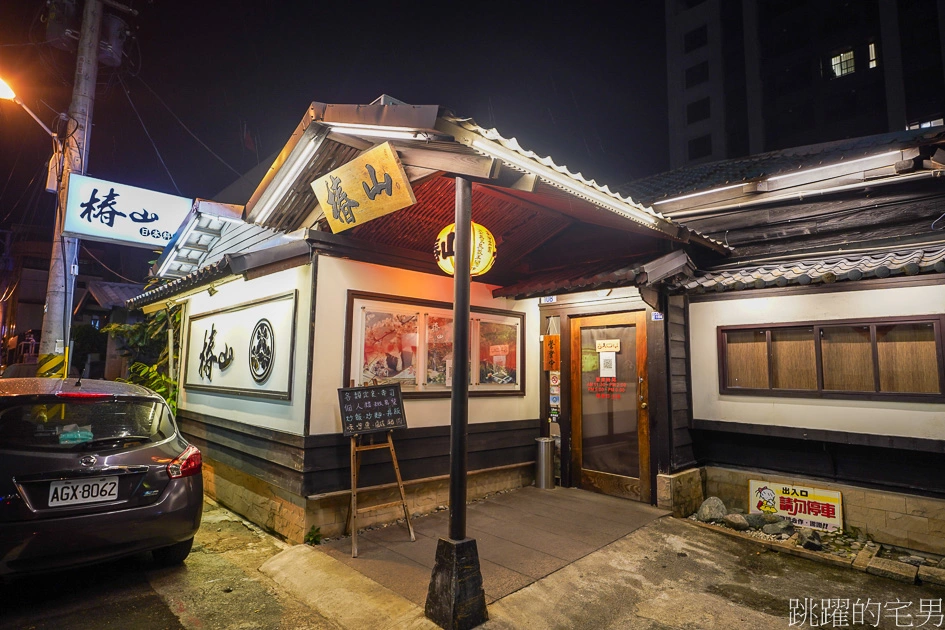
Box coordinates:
[259,544,438,630]
[679,517,945,587]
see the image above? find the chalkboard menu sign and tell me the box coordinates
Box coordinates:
[338,383,407,436]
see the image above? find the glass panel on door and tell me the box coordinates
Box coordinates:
[579,325,639,479]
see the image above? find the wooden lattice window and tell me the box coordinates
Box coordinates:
[718,316,945,402]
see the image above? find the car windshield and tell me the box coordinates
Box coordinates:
[0,398,175,452]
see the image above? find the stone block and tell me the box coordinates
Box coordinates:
[905,532,945,556]
[846,506,887,533]
[852,546,877,571]
[885,512,929,535]
[656,468,704,517]
[862,492,907,513]
[918,565,945,587]
[905,496,945,521]
[930,519,945,536]
[866,557,918,583]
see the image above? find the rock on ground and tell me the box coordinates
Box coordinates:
[721,513,750,531]
[696,497,727,522]
[762,520,795,536]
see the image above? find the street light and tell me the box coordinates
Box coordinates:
[0,74,75,378]
[0,78,56,138]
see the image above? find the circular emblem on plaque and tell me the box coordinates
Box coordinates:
[249,319,274,383]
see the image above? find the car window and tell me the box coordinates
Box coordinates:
[0,398,175,451]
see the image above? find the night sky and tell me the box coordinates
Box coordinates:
[0,0,668,278]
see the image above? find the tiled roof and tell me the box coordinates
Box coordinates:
[127,260,230,310]
[623,128,945,206]
[493,251,693,299]
[444,116,672,224]
[679,247,945,294]
[86,281,145,309]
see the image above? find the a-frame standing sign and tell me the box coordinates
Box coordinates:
[338,383,415,557]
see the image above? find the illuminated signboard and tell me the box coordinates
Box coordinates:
[311,141,415,234]
[63,173,193,248]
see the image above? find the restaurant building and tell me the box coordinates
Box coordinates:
[130,99,944,555]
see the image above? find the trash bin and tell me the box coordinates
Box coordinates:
[535,437,555,489]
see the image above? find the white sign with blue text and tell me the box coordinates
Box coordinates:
[63,173,193,248]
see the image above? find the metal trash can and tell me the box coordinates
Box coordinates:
[535,437,555,489]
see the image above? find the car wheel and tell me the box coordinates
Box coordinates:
[152,537,194,567]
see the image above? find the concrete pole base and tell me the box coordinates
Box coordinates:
[424,537,488,630]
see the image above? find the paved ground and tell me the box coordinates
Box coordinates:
[0,498,335,630]
[2,488,943,629]
[262,486,945,630]
[321,486,669,605]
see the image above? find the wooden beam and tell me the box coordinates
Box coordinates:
[393,145,499,180]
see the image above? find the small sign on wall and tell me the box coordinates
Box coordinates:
[542,334,560,370]
[749,480,843,532]
[595,339,620,353]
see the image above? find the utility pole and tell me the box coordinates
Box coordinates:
[37,0,103,377]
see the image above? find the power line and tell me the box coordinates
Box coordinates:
[118,73,182,194]
[81,245,141,284]
[134,74,243,178]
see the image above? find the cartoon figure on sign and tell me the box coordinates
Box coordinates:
[755,485,777,514]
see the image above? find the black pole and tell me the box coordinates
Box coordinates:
[449,176,471,541]
[425,176,487,629]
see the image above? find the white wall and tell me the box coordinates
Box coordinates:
[177,264,313,435]
[311,256,540,434]
[689,284,945,440]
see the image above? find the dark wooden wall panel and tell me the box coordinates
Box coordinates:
[669,295,696,470]
[692,424,945,498]
[178,410,540,497]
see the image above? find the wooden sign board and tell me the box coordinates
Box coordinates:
[338,383,407,436]
[542,334,560,370]
[313,142,416,234]
[595,339,621,353]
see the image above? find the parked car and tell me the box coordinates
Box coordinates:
[1,364,81,378]
[0,378,202,576]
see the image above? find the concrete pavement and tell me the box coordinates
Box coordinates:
[260,486,945,630]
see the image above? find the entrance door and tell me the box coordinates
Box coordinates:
[569,311,649,501]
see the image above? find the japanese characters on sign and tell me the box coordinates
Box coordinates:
[197,324,234,381]
[63,173,192,248]
[542,334,560,371]
[749,480,843,531]
[184,292,297,400]
[595,339,621,353]
[338,383,408,436]
[312,142,416,234]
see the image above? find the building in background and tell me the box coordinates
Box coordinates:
[666,0,945,168]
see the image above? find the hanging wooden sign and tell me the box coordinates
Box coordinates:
[313,142,416,234]
[542,334,560,370]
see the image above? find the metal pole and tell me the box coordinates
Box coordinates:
[448,176,472,541]
[38,0,102,371]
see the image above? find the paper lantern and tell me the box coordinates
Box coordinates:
[434,222,496,276]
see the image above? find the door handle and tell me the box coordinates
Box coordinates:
[640,402,648,409]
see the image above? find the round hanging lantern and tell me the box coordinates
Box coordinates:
[434,222,497,277]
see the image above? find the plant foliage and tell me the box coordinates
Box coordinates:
[102,304,181,413]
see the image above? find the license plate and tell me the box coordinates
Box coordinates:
[48,477,119,507]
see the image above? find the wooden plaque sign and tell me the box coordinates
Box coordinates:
[338,383,407,436]
[542,334,560,370]
[313,141,416,234]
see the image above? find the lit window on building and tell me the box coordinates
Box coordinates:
[830,50,855,77]
[906,118,944,130]
[868,42,877,69]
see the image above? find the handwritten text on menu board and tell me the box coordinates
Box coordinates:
[338,383,407,436]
